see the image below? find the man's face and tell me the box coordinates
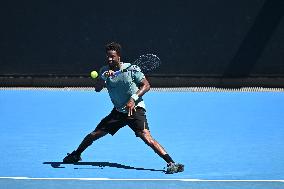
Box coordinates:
[106,50,120,69]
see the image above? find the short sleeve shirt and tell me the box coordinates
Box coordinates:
[99,63,146,113]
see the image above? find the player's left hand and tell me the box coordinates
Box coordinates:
[126,98,136,116]
[94,78,105,92]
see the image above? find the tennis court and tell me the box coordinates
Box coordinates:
[1,88,283,188]
[1,1,283,188]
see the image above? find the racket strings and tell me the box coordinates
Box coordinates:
[133,54,161,74]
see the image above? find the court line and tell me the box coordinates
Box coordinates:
[0,177,283,182]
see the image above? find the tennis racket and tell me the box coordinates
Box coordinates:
[113,54,161,76]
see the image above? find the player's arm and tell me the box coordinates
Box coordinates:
[126,78,150,116]
[136,78,150,97]
[94,67,109,92]
[94,77,105,92]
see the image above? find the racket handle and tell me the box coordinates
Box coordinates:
[113,69,128,77]
[113,70,123,77]
[101,69,125,80]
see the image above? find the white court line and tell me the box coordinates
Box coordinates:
[0,177,283,182]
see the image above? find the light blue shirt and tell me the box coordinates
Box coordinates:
[99,62,146,113]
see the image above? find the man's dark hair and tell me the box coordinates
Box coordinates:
[105,42,122,56]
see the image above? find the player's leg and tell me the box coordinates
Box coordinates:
[128,107,184,173]
[76,129,108,155]
[136,129,184,174]
[136,129,173,163]
[63,129,107,163]
[63,109,125,163]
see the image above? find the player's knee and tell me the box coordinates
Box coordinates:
[90,130,107,140]
[148,137,156,146]
[82,133,96,146]
[139,132,155,146]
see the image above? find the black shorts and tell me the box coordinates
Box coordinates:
[94,107,149,136]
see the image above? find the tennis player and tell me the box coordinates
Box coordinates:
[63,42,184,174]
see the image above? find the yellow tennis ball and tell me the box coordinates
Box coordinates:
[90,70,98,79]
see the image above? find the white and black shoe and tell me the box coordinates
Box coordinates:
[166,163,184,174]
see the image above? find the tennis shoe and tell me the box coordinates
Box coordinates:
[63,151,82,163]
[166,163,184,174]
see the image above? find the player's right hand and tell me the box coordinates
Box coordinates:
[104,70,115,77]
[126,98,136,116]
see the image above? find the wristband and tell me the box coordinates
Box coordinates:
[131,94,139,101]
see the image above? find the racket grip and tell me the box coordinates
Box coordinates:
[113,69,124,77]
[112,69,127,77]
[101,70,123,80]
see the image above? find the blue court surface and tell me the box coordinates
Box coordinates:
[0,89,284,188]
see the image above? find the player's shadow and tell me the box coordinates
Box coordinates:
[43,161,165,173]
